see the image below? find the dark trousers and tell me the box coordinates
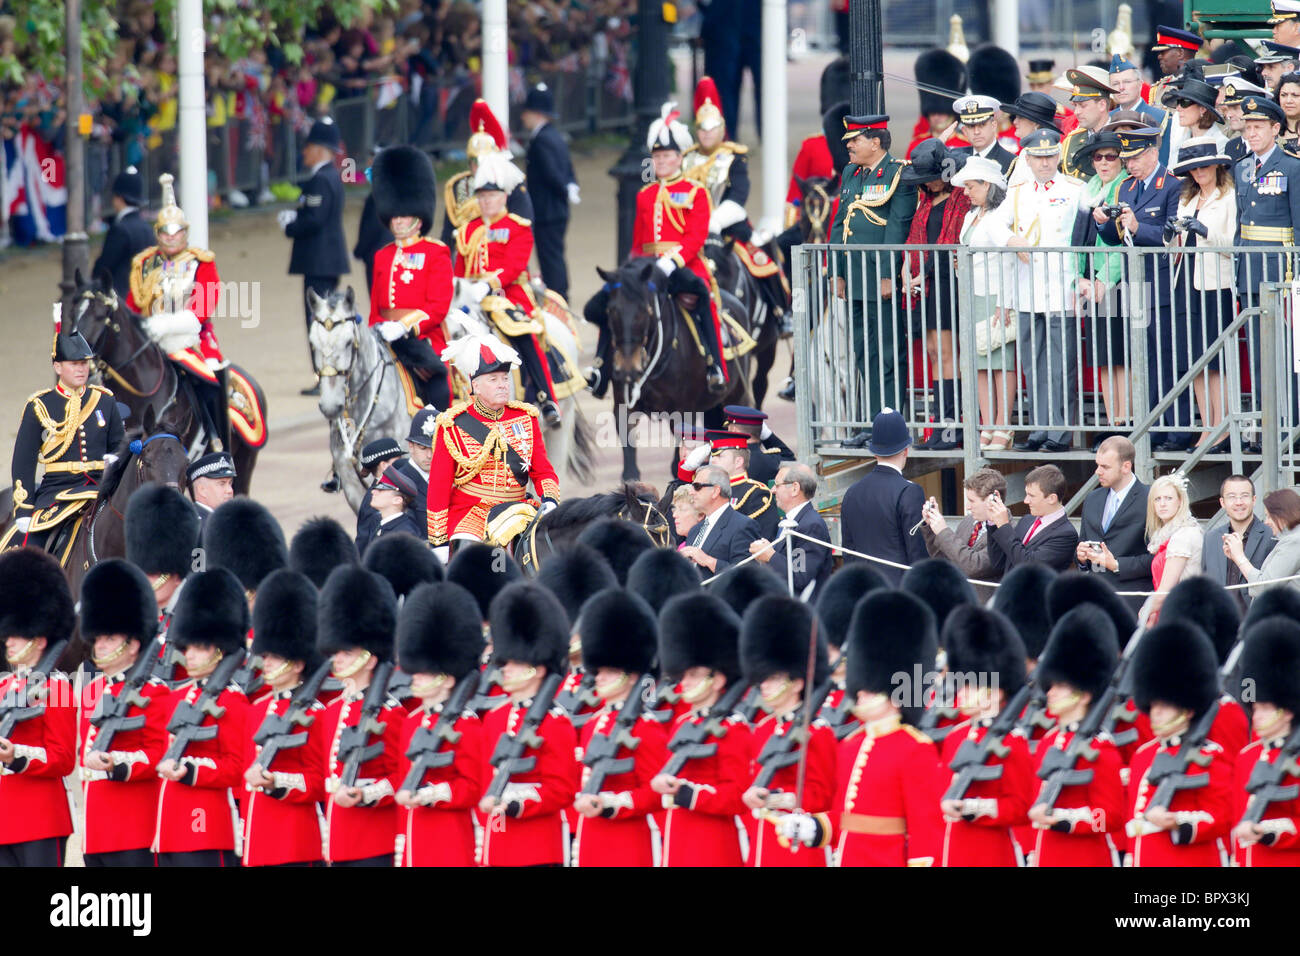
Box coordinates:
[157,849,238,867]
[1151,294,1192,444]
[534,217,569,300]
[303,274,340,373]
[331,853,392,867]
[704,40,741,137]
[849,298,903,423]
[0,836,65,866]
[84,848,156,867]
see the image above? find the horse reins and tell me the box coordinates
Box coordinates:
[90,432,180,562]
[317,316,391,481]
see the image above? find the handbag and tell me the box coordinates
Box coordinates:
[974,311,1018,356]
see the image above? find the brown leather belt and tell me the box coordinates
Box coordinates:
[840,812,906,835]
[643,242,682,255]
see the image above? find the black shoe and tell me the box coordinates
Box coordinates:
[919,425,961,451]
[320,472,340,493]
[1041,439,1073,453]
[1014,437,1045,451]
[540,400,562,429]
[1153,438,1193,452]
[842,430,872,449]
[777,377,795,402]
[300,382,321,397]
[1204,439,1231,455]
[1090,431,1122,452]
[706,365,726,394]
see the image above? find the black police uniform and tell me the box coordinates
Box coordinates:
[92,171,156,301]
[185,451,236,540]
[287,123,350,370]
[526,116,577,300]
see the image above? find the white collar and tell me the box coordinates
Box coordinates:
[785,499,808,520]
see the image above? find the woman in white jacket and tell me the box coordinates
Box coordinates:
[1166,136,1236,453]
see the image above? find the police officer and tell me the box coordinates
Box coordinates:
[521,83,578,302]
[6,320,124,551]
[1060,67,1119,180]
[92,166,154,300]
[402,406,438,538]
[354,437,404,554]
[356,464,424,557]
[830,114,917,448]
[722,404,794,486]
[185,451,236,538]
[953,95,1016,175]
[280,117,350,396]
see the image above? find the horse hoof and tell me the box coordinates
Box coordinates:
[320,475,341,493]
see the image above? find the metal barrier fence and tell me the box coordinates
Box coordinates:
[791,241,1300,506]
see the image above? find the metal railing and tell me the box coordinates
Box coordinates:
[792,241,1300,511]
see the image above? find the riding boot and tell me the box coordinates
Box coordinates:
[582,286,611,398]
[510,334,561,427]
[689,302,727,394]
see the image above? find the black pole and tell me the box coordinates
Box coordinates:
[850,0,884,115]
[61,0,89,316]
[610,0,671,263]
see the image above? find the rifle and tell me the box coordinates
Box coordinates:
[1106,626,1150,747]
[231,653,265,698]
[398,673,481,794]
[555,669,601,730]
[251,660,332,772]
[0,639,69,738]
[918,674,962,747]
[659,679,752,778]
[1015,685,1057,747]
[738,686,766,724]
[484,671,564,801]
[468,665,503,715]
[648,680,684,725]
[580,674,656,795]
[386,668,413,701]
[1241,723,1300,825]
[943,681,1034,803]
[336,660,396,790]
[752,676,835,791]
[161,648,247,765]
[88,637,162,753]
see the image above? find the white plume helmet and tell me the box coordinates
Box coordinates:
[441,333,521,379]
[646,101,694,152]
[472,151,525,194]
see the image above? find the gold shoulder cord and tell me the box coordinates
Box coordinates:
[843,164,904,234]
[440,411,514,488]
[33,390,99,464]
[655,182,689,234]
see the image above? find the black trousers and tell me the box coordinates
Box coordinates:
[157,849,238,867]
[534,217,569,300]
[0,837,65,866]
[331,853,392,867]
[303,274,340,373]
[84,848,155,867]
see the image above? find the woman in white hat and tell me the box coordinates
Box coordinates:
[951,156,1015,449]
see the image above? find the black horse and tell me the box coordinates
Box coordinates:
[512,482,671,575]
[703,235,788,409]
[591,258,755,481]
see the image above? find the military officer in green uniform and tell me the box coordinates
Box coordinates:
[829,114,917,448]
[1060,67,1118,180]
[6,315,125,553]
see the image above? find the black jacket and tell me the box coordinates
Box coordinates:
[763,502,833,603]
[686,505,761,578]
[287,162,350,276]
[989,513,1080,574]
[1076,479,1154,603]
[840,465,928,585]
[93,208,155,299]
[356,511,422,557]
[526,122,576,223]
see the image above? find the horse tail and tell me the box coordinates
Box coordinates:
[567,406,596,486]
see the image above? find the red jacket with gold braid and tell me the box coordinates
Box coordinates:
[748,712,838,867]
[426,398,560,545]
[1029,725,1125,867]
[1125,734,1233,867]
[454,211,539,315]
[1234,737,1300,867]
[0,672,76,845]
[938,717,1034,867]
[127,246,223,383]
[369,235,454,355]
[631,175,713,296]
[321,688,406,864]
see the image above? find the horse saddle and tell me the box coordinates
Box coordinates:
[0,491,95,566]
[484,501,540,550]
[481,295,544,338]
[226,365,268,449]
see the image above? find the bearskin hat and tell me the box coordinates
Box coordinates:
[372,144,437,236]
[363,533,444,601]
[740,595,829,689]
[578,587,659,676]
[316,565,397,660]
[846,589,938,725]
[1242,586,1300,631]
[990,563,1055,660]
[169,568,250,655]
[712,561,785,619]
[1131,620,1221,718]
[489,582,570,676]
[250,569,320,669]
[822,101,852,181]
[1047,572,1137,642]
[820,57,852,116]
[0,548,75,643]
[901,558,977,636]
[1036,604,1119,700]
[626,547,699,609]
[202,498,288,592]
[79,558,158,646]
[942,605,1027,700]
[916,48,966,116]
[396,581,485,680]
[576,518,655,585]
[1160,575,1241,666]
[289,517,359,589]
[125,483,200,578]
[446,542,522,620]
[815,563,888,651]
[658,592,743,685]
[968,44,1022,104]
[1239,617,1300,715]
[535,544,619,627]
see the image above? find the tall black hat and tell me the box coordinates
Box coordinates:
[489,582,570,676]
[942,605,1027,700]
[1036,604,1119,700]
[846,589,938,725]
[535,544,619,628]
[1239,617,1300,715]
[0,548,75,643]
[740,595,829,689]
[79,558,158,646]
[169,568,250,655]
[626,547,700,609]
[372,145,437,236]
[990,563,1055,660]
[658,592,743,685]
[316,566,397,660]
[815,563,888,651]
[396,581,485,680]
[364,533,444,602]
[289,517,359,589]
[575,518,655,585]
[203,498,288,593]
[250,569,320,669]
[446,542,523,621]
[125,483,200,579]
[900,557,977,636]
[579,587,659,676]
[1131,621,1221,718]
[916,48,967,116]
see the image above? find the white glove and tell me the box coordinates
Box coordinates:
[416,782,452,806]
[276,209,297,230]
[103,453,119,466]
[14,516,30,533]
[655,256,676,277]
[709,199,748,235]
[752,227,773,247]
[541,500,558,515]
[682,443,711,471]
[377,320,407,342]
[467,281,491,304]
[432,545,450,564]
[777,812,819,847]
[760,423,773,441]
[567,182,581,205]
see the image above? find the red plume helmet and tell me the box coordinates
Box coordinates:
[694,76,725,132]
[467,99,507,158]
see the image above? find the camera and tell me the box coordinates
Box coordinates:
[1089,541,1103,554]
[1099,203,1125,220]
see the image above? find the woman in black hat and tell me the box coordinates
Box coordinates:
[1275,72,1300,152]
[1161,78,1228,159]
[899,139,971,450]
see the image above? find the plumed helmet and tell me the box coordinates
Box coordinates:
[467,99,508,159]
[694,75,725,131]
[646,101,694,152]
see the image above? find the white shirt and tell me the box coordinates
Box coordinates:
[989,173,1085,314]
[309,159,332,175]
[784,499,809,522]
[408,460,429,483]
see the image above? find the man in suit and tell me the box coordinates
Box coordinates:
[952,95,1015,176]
[1203,474,1278,613]
[521,84,578,301]
[1075,436,1154,609]
[839,408,928,585]
[830,115,918,448]
[986,464,1079,572]
[920,466,1005,597]
[92,167,154,299]
[749,463,832,602]
[1108,53,1171,166]
[679,464,762,578]
[185,451,236,539]
[280,117,350,396]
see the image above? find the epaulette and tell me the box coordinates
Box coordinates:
[24,387,53,406]
[434,398,474,430]
[723,141,749,155]
[761,446,781,455]
[1059,173,1086,188]
[422,235,447,247]
[189,247,215,263]
[1240,738,1264,755]
[89,384,114,397]
[902,724,934,745]
[682,144,700,158]
[505,399,540,418]
[1284,142,1300,160]
[507,212,532,228]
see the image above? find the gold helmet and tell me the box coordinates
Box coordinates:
[466,100,507,161]
[694,76,725,133]
[154,173,188,237]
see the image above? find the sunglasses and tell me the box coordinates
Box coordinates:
[1092,152,1120,162]
[690,481,716,492]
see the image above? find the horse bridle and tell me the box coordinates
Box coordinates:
[631,499,671,547]
[516,497,671,573]
[88,431,181,564]
[805,182,833,242]
[314,312,392,477]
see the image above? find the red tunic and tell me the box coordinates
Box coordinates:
[1112,697,1154,768]
[832,719,945,867]
[397,702,484,867]
[574,701,669,867]
[127,249,224,382]
[480,701,578,867]
[79,673,170,855]
[1029,725,1124,867]
[321,689,405,864]
[659,709,754,867]
[1211,696,1249,759]
[368,236,454,355]
[1233,738,1300,867]
[747,713,837,867]
[786,134,835,203]
[454,212,539,317]
[0,672,76,846]
[938,719,1034,867]
[1126,735,1233,867]
[241,690,329,867]
[152,682,249,853]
